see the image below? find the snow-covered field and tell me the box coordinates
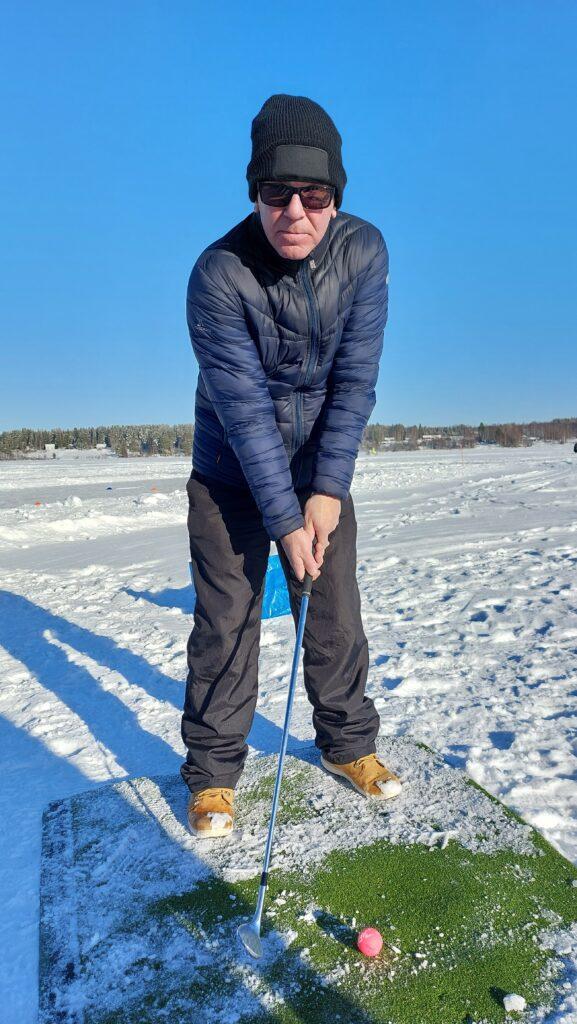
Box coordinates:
[1,443,576,1022]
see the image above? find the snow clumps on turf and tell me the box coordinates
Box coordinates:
[503,992,526,1012]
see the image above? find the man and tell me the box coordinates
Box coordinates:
[182,94,402,839]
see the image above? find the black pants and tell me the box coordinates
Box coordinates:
[180,468,380,794]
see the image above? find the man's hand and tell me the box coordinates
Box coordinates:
[280,493,341,581]
[304,493,341,567]
[280,526,321,582]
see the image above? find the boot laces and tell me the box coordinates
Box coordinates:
[352,754,390,782]
[192,787,233,810]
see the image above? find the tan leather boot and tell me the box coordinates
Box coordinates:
[187,786,235,838]
[320,752,402,799]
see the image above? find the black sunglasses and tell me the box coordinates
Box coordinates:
[258,180,335,210]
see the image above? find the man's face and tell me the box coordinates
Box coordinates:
[254,179,337,261]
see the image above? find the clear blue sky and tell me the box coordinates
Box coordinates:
[2,1,576,431]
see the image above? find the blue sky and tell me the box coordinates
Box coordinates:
[1,1,576,431]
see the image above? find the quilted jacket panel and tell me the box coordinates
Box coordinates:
[186,208,389,541]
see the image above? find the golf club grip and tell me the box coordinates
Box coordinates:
[302,571,313,596]
[301,535,317,595]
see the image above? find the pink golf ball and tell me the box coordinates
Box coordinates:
[357,926,383,957]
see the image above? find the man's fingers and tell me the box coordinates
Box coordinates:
[304,556,321,580]
[302,543,321,580]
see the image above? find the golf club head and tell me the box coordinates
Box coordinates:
[237,921,263,959]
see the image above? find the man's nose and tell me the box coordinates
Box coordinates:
[284,192,306,219]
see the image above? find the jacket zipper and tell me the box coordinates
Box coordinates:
[293,389,303,486]
[299,258,321,387]
[294,258,320,486]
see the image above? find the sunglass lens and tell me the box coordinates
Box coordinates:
[300,186,332,209]
[259,183,292,207]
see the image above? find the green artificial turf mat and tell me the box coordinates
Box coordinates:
[39,736,577,1023]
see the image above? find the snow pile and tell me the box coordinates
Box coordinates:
[134,491,171,506]
[206,811,233,829]
[530,922,577,1023]
[504,992,527,1013]
[376,777,403,797]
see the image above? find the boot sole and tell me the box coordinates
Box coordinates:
[320,755,402,800]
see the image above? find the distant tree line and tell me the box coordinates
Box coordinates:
[362,417,576,451]
[0,424,193,459]
[0,416,575,459]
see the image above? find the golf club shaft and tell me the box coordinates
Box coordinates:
[253,568,314,925]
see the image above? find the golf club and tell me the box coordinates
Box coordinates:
[237,565,315,959]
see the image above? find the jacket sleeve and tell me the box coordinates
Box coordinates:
[310,234,389,500]
[187,255,305,541]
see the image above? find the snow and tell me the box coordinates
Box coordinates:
[504,992,527,1012]
[376,777,403,797]
[206,811,233,829]
[1,442,577,1022]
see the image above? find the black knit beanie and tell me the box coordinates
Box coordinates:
[247,93,347,210]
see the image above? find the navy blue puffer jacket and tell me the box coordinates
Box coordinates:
[186,208,389,541]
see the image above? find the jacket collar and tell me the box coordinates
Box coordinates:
[249,209,334,276]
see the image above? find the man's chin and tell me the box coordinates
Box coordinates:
[277,242,312,260]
